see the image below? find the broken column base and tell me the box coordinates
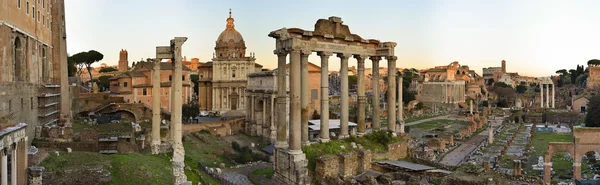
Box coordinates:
[172,160,191,185]
[273,148,310,185]
[28,166,44,185]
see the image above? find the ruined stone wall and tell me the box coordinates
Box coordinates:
[587,65,600,89]
[314,149,372,182]
[33,141,98,152]
[386,141,409,160]
[0,82,41,145]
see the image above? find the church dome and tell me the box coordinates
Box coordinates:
[215,9,246,59]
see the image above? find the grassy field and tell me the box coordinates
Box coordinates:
[40,151,179,185]
[530,132,573,156]
[410,119,458,130]
[252,168,274,178]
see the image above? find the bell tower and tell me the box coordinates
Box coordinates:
[118,49,129,72]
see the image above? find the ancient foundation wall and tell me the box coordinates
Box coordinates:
[314,149,372,182]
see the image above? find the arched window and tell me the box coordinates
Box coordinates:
[13,37,23,82]
[232,69,236,78]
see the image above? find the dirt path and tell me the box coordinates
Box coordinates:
[438,116,504,166]
[405,114,464,126]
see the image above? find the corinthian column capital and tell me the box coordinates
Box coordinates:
[370,56,382,62]
[353,54,368,62]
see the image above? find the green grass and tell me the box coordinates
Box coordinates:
[410,119,457,130]
[530,132,573,156]
[303,140,352,171]
[40,151,175,185]
[252,168,274,178]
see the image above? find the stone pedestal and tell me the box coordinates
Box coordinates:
[28,166,44,185]
[273,148,310,185]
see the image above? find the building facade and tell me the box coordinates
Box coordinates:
[0,0,69,183]
[109,61,193,112]
[197,10,262,113]
[246,70,289,141]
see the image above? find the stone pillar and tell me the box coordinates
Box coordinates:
[301,50,310,146]
[17,138,27,185]
[540,83,544,108]
[270,95,276,141]
[552,84,555,108]
[289,49,302,152]
[251,96,255,122]
[445,84,449,103]
[275,50,288,149]
[11,145,16,185]
[543,162,551,183]
[169,37,188,185]
[339,53,351,138]
[398,74,404,134]
[262,97,267,138]
[371,56,382,130]
[574,162,582,180]
[387,56,397,136]
[470,100,473,114]
[319,52,332,142]
[1,149,6,185]
[355,55,366,136]
[488,125,494,144]
[27,166,44,185]
[151,59,161,154]
[546,84,550,108]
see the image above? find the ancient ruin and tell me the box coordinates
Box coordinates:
[268,16,397,184]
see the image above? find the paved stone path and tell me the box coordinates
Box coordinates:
[439,116,504,166]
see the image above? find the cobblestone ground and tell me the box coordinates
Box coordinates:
[439,116,504,166]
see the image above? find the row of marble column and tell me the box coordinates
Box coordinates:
[245,94,276,140]
[274,48,399,152]
[539,83,555,108]
[0,138,27,185]
[443,83,465,103]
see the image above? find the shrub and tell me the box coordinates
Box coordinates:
[231,141,240,152]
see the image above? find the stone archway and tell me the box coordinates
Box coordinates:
[544,142,575,183]
[13,37,23,82]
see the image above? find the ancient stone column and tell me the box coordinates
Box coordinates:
[552,84,555,108]
[398,73,404,134]
[275,50,288,149]
[339,53,351,138]
[546,83,550,108]
[251,95,255,125]
[27,166,44,185]
[574,162,582,180]
[355,55,367,136]
[387,56,397,136]
[262,97,267,138]
[301,50,311,146]
[169,37,188,185]
[540,83,544,108]
[371,56,382,130]
[289,49,302,152]
[1,149,6,185]
[470,100,473,114]
[18,138,27,185]
[488,124,494,144]
[151,59,162,154]
[270,95,276,141]
[11,145,17,185]
[319,52,332,142]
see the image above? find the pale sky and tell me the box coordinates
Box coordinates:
[65,0,600,77]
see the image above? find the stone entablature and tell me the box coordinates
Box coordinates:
[0,123,29,185]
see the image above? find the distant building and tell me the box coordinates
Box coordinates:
[572,95,589,113]
[416,61,483,107]
[197,10,263,113]
[109,62,194,112]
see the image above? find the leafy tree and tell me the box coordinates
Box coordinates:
[99,67,117,73]
[494,82,511,89]
[70,52,87,79]
[516,84,527,94]
[311,110,320,120]
[588,59,600,66]
[71,50,104,82]
[182,103,200,118]
[486,78,495,86]
[190,74,199,96]
[132,61,137,68]
[348,75,358,89]
[556,69,568,76]
[84,50,104,82]
[585,95,600,127]
[482,100,489,107]
[415,102,423,110]
[67,54,77,77]
[97,75,112,91]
